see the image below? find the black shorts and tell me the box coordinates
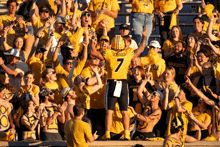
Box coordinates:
[188,130,209,140]
[106,80,129,111]
[133,131,156,140]
[41,132,62,141]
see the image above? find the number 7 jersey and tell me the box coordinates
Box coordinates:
[102,48,134,80]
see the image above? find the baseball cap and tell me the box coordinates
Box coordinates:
[61,87,74,98]
[154,90,164,99]
[119,23,129,30]
[4,48,20,57]
[148,40,161,48]
[100,35,110,42]
[56,16,66,24]
[39,7,49,13]
[36,47,47,53]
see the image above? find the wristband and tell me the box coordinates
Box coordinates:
[36,36,40,38]
[136,114,139,118]
[175,96,179,99]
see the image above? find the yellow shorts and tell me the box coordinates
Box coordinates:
[202,134,220,141]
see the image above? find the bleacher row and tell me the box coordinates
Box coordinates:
[0,0,202,41]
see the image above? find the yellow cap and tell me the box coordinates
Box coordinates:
[100,35,110,42]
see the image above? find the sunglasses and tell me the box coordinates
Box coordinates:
[214,15,217,18]
[66,62,73,65]
[153,92,159,96]
[203,67,212,70]
[49,92,53,95]
[82,13,91,17]
[48,71,56,75]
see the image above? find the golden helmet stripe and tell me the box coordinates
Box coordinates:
[111,35,125,50]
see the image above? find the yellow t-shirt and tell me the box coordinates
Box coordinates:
[75,86,92,110]
[32,17,48,45]
[81,66,105,109]
[64,119,92,147]
[58,9,82,26]
[163,134,185,147]
[158,81,178,101]
[0,14,26,47]
[54,59,86,89]
[190,65,203,83]
[165,99,193,137]
[19,84,39,94]
[110,104,135,134]
[43,82,63,105]
[215,109,220,132]
[141,54,166,80]
[215,58,220,80]
[162,39,178,53]
[191,32,208,40]
[102,48,134,80]
[131,0,154,14]
[44,104,59,130]
[203,21,220,32]
[28,56,46,85]
[189,107,211,131]
[88,0,120,29]
[155,0,181,12]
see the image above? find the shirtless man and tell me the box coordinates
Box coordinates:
[130,75,162,140]
[38,88,65,141]
[61,87,77,122]
[0,84,15,141]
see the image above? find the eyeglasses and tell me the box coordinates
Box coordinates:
[48,71,56,75]
[82,13,91,17]
[66,62,73,65]
[49,92,53,95]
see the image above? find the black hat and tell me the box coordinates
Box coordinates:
[119,23,129,30]
[36,45,47,54]
[39,7,49,13]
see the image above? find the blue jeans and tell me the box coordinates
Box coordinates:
[130,13,153,57]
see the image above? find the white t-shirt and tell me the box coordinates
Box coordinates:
[7,61,29,92]
[130,39,138,50]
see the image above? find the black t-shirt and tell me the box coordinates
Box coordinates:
[166,55,188,85]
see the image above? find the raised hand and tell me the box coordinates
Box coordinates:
[141,25,147,37]
[185,76,192,85]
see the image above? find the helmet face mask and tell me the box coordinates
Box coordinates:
[111,35,125,50]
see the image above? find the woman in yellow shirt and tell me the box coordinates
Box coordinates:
[155,0,183,44]
[188,98,212,140]
[2,24,34,62]
[162,25,183,59]
[207,10,220,41]
[19,71,40,106]
[185,33,198,59]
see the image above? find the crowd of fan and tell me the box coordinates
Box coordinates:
[0,0,220,144]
